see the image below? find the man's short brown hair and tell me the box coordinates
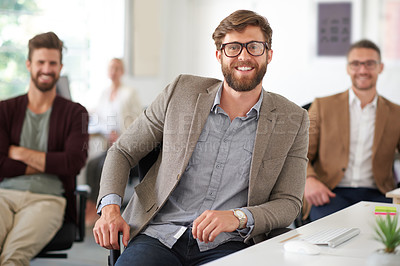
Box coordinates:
[347,39,381,61]
[28,32,64,63]
[212,10,273,51]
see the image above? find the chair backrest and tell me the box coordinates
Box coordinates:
[56,76,72,100]
[302,102,312,111]
[137,144,161,181]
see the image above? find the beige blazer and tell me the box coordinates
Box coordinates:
[307,90,400,194]
[98,74,309,244]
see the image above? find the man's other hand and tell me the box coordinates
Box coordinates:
[8,145,45,172]
[8,145,24,161]
[304,176,336,206]
[192,210,242,243]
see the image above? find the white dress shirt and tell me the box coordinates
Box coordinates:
[338,88,378,188]
[89,85,142,135]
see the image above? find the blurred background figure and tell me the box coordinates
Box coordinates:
[85,58,142,226]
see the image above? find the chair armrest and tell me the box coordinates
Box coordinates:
[76,184,91,197]
[108,232,122,266]
[75,184,91,242]
[109,249,121,266]
[386,188,400,204]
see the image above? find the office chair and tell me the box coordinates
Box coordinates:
[108,144,292,266]
[302,102,312,111]
[56,76,72,100]
[35,182,89,258]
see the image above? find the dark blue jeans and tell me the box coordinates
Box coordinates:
[115,229,248,266]
[309,187,392,221]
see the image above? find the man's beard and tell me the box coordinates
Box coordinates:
[352,74,375,91]
[31,71,59,92]
[222,58,267,92]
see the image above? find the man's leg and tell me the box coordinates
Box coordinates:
[0,190,15,256]
[355,188,392,204]
[116,229,248,266]
[309,187,393,221]
[116,234,182,266]
[189,240,248,265]
[175,229,247,265]
[0,190,65,266]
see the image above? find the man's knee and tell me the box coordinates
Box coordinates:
[1,247,32,266]
[116,235,181,266]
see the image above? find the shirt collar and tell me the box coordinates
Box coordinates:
[348,88,378,109]
[211,85,264,120]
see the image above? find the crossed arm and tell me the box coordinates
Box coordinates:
[8,145,45,174]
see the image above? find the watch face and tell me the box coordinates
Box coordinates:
[235,210,245,218]
[234,209,246,229]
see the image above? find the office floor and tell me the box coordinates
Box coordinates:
[31,226,109,266]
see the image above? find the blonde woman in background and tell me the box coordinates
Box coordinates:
[86,58,142,226]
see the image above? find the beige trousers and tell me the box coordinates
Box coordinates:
[0,188,66,266]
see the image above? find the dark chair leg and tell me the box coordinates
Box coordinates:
[108,249,121,266]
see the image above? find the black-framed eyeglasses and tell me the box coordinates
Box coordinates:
[348,60,379,70]
[220,41,269,58]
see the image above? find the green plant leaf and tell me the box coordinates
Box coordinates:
[373,214,400,253]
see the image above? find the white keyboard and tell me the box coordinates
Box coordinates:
[301,227,360,248]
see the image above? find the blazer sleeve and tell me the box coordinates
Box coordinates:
[0,101,26,179]
[307,98,320,178]
[246,107,309,239]
[97,75,180,202]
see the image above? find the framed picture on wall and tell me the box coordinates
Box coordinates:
[317,2,352,56]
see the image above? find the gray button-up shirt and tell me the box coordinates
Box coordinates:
[142,86,262,251]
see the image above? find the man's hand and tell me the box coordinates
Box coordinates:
[8,145,46,172]
[304,176,336,206]
[192,210,241,243]
[8,145,24,161]
[93,204,130,250]
[25,165,41,175]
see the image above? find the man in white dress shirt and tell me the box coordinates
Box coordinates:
[305,39,400,221]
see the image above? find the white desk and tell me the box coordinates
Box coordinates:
[207,201,399,266]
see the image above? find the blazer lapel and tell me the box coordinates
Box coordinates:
[372,96,389,156]
[337,91,350,153]
[248,92,277,196]
[181,83,220,169]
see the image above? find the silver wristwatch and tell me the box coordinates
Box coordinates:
[233,209,247,229]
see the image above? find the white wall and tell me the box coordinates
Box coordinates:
[126,0,400,107]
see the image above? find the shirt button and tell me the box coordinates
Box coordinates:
[216,164,221,169]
